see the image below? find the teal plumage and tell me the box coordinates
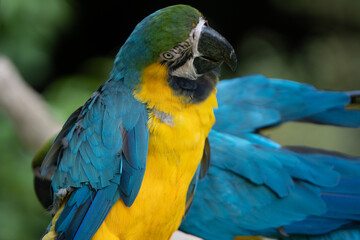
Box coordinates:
[214,74,359,135]
[41,75,149,239]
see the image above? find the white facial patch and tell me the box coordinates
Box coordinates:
[170,17,207,80]
[190,17,207,59]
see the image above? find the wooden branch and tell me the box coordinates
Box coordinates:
[0,55,61,151]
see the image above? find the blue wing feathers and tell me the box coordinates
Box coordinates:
[40,107,82,176]
[42,79,149,239]
[78,141,97,166]
[55,185,118,240]
[301,108,360,127]
[285,229,360,240]
[180,130,356,238]
[73,185,118,240]
[120,112,149,206]
[121,113,149,170]
[48,82,148,191]
[214,75,355,136]
[55,187,94,239]
[181,75,360,239]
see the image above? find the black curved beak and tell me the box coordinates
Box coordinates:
[194,25,237,75]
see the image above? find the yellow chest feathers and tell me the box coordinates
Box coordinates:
[134,62,217,157]
[110,62,216,238]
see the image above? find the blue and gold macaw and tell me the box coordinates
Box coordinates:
[39,5,236,240]
[32,5,360,240]
[34,74,360,240]
[179,75,360,240]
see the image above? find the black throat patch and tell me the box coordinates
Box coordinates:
[167,69,219,103]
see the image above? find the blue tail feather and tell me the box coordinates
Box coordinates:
[300,108,360,127]
[55,185,118,240]
[73,184,118,240]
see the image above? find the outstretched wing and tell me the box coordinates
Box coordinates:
[214,75,360,135]
[41,79,149,240]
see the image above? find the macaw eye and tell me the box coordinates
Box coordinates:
[162,52,174,60]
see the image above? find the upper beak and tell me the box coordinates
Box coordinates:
[194,25,237,75]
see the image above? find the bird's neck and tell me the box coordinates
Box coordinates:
[134,62,218,112]
[134,62,217,156]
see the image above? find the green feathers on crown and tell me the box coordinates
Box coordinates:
[144,5,202,58]
[113,5,202,80]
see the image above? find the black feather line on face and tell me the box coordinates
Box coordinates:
[161,50,193,71]
[167,69,219,103]
[160,39,193,71]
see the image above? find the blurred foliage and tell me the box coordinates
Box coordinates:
[0,113,50,239]
[44,57,113,122]
[235,29,360,91]
[0,0,71,86]
[0,0,360,239]
[232,0,360,154]
[0,57,111,240]
[273,0,360,26]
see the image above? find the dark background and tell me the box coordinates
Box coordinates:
[1,1,360,239]
[46,0,307,87]
[42,0,360,91]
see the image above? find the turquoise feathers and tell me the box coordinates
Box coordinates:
[180,75,360,240]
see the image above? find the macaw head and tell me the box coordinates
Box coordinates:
[112,4,236,103]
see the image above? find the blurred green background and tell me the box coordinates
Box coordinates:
[0,0,360,239]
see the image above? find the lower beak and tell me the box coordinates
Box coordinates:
[193,25,237,75]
